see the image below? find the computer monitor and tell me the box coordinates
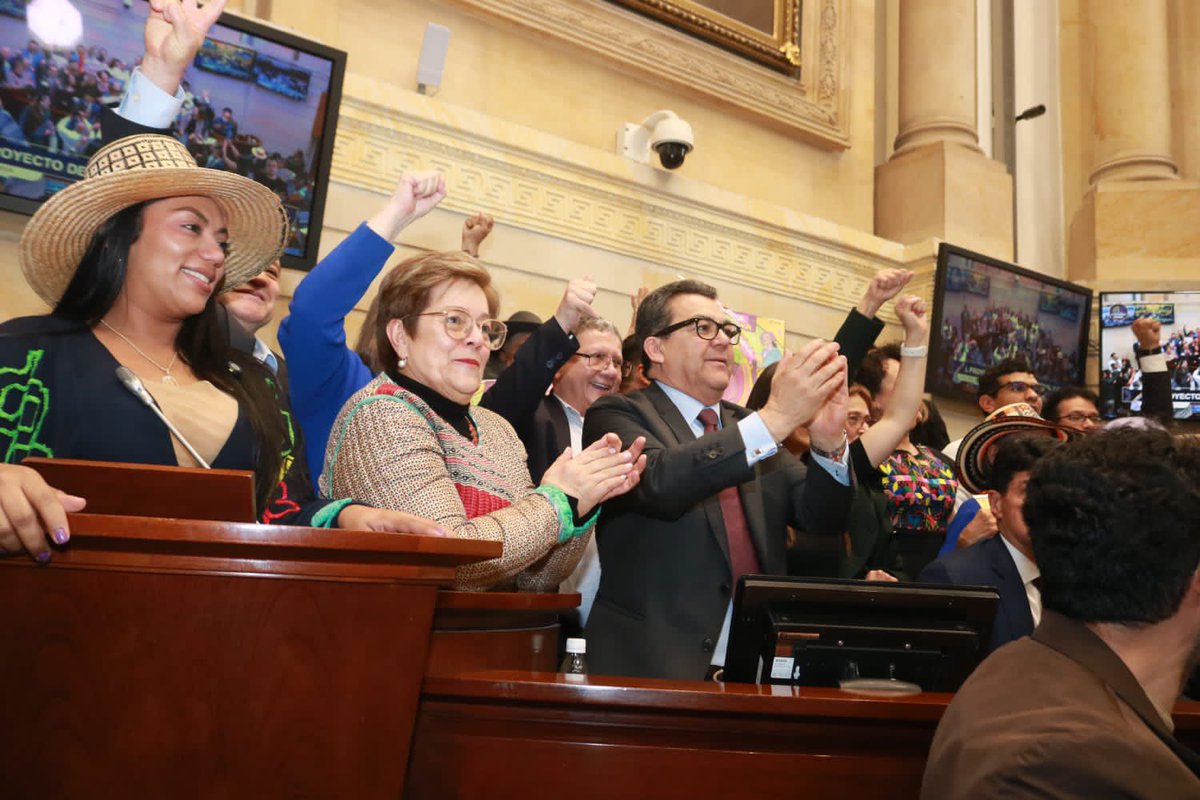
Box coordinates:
[724,576,999,692]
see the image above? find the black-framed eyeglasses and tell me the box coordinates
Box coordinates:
[1000,380,1048,397]
[573,351,623,371]
[651,316,741,345]
[404,307,508,351]
[1056,412,1102,425]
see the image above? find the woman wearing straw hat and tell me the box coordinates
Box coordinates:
[0,133,443,561]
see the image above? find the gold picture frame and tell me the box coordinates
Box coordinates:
[605,0,802,74]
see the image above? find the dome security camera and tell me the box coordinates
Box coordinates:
[648,115,694,170]
[617,110,695,170]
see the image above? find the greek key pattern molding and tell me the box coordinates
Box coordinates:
[330,97,921,323]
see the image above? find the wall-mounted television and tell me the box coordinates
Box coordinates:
[0,0,346,270]
[927,244,1093,403]
[1098,291,1200,421]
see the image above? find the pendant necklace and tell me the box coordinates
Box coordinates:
[99,320,180,385]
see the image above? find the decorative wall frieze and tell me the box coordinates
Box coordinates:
[330,78,922,324]
[440,0,850,149]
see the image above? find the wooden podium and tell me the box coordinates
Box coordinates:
[0,474,501,799]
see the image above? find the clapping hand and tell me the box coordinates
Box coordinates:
[758,339,846,443]
[542,433,648,517]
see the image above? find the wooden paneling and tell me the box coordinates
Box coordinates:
[0,514,500,800]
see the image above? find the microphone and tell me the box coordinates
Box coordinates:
[115,366,212,469]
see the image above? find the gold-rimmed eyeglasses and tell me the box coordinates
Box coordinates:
[404,307,508,351]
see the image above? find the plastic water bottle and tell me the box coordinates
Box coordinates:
[560,637,588,677]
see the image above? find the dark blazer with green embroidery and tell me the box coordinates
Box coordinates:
[0,314,327,526]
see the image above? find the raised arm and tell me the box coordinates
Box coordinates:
[480,275,595,427]
[1132,315,1172,426]
[140,0,226,95]
[858,295,929,466]
[837,268,913,381]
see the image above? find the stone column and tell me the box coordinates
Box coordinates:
[893,0,981,154]
[875,0,1012,259]
[1087,0,1177,183]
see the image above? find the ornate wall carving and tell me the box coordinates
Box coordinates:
[441,0,851,149]
[329,76,926,326]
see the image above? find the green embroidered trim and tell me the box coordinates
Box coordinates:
[312,497,356,528]
[535,485,600,544]
[0,349,53,464]
[323,392,435,496]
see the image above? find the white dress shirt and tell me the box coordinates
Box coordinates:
[999,534,1042,626]
[655,380,851,667]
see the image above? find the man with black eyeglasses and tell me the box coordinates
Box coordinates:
[1042,387,1103,433]
[581,280,854,680]
[943,358,1046,461]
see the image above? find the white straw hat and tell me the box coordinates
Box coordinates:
[19,133,288,305]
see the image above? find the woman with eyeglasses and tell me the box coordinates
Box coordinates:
[320,251,647,591]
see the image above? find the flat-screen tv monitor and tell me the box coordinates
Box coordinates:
[1098,291,1200,421]
[927,243,1093,403]
[724,576,998,692]
[0,0,346,270]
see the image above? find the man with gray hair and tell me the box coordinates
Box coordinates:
[515,315,624,627]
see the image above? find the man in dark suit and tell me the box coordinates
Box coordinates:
[922,430,1200,798]
[581,279,855,680]
[516,316,623,628]
[919,434,1060,653]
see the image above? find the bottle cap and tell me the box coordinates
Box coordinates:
[565,637,586,654]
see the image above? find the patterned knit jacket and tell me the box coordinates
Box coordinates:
[321,374,591,591]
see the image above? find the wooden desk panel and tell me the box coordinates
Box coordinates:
[427,591,580,675]
[0,515,500,800]
[409,670,1200,800]
[409,671,948,799]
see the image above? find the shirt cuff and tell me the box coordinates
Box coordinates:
[1138,352,1168,373]
[117,67,185,129]
[739,413,778,467]
[809,447,852,486]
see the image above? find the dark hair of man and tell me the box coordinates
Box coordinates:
[745,361,776,411]
[910,398,951,451]
[987,434,1058,494]
[634,279,717,371]
[855,342,902,399]
[1024,429,1200,624]
[53,202,286,512]
[621,333,648,380]
[978,357,1035,398]
[1041,386,1099,422]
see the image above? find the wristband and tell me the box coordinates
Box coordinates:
[808,431,849,462]
[900,344,928,358]
[1138,346,1163,356]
